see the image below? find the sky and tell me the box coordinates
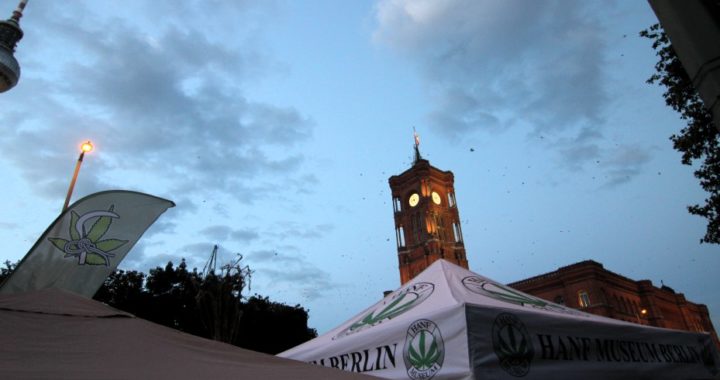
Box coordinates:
[1,0,718,334]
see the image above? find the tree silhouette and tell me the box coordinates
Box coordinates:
[1,256,316,354]
[92,259,315,354]
[641,24,720,244]
[0,261,16,284]
[236,295,318,354]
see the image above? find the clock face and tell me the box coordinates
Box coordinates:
[431,191,441,205]
[408,193,420,207]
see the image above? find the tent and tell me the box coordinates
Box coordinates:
[0,288,373,379]
[279,260,720,379]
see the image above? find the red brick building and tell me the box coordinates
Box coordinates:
[508,260,719,348]
[386,144,717,348]
[388,144,468,284]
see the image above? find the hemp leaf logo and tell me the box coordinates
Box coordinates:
[48,205,128,266]
[496,325,530,360]
[462,276,585,317]
[407,330,440,370]
[492,313,533,377]
[350,293,414,330]
[335,282,434,339]
[403,319,444,380]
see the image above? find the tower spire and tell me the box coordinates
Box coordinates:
[413,127,422,163]
[0,0,29,93]
[11,0,28,22]
[389,134,468,284]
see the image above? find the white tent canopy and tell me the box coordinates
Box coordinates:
[279,260,720,380]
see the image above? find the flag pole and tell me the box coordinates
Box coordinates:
[413,127,422,163]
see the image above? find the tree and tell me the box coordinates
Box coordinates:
[94,269,147,315]
[0,261,16,284]
[141,260,206,336]
[235,295,318,354]
[641,24,720,244]
[92,258,316,354]
[2,254,317,354]
[195,257,249,344]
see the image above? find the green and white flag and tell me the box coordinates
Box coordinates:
[0,190,174,297]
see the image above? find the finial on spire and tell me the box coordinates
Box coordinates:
[413,127,422,163]
[11,0,28,22]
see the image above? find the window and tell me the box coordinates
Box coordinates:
[426,214,435,234]
[393,197,401,212]
[435,215,446,241]
[396,226,405,247]
[411,213,423,244]
[578,291,591,308]
[554,295,565,305]
[421,180,430,197]
[448,192,456,207]
[452,222,463,242]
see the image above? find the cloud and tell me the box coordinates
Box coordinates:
[0,1,313,206]
[201,225,233,240]
[246,249,304,265]
[373,0,656,184]
[245,248,338,301]
[265,222,335,241]
[121,242,336,301]
[231,229,260,242]
[375,0,607,133]
[0,222,19,230]
[200,225,260,242]
[261,265,335,300]
[374,0,621,170]
[600,145,653,187]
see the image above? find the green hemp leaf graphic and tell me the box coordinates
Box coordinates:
[497,324,529,360]
[350,293,417,331]
[408,330,440,370]
[48,205,128,266]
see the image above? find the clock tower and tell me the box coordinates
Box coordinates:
[389,138,468,284]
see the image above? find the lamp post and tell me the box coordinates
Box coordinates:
[62,141,93,212]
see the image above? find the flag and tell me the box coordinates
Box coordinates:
[0,190,174,297]
[413,130,420,147]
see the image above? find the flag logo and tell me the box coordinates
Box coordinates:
[403,319,444,380]
[335,282,434,339]
[0,190,174,298]
[492,313,533,377]
[462,276,585,317]
[47,206,128,266]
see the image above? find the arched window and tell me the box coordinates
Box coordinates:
[393,197,401,212]
[447,192,456,207]
[452,223,463,243]
[396,226,405,248]
[578,291,591,308]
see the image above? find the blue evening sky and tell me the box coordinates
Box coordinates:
[1,0,718,333]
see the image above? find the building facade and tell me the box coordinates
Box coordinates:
[508,260,719,348]
[388,147,468,284]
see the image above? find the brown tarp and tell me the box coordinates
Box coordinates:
[0,289,372,379]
